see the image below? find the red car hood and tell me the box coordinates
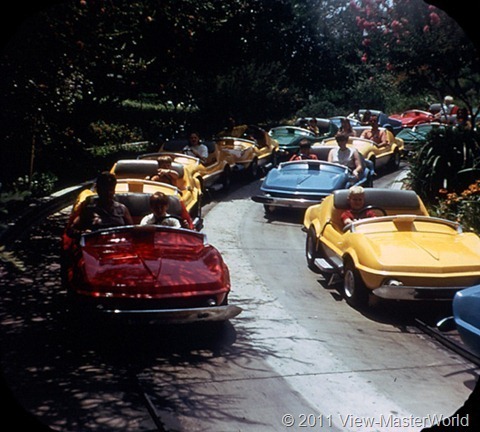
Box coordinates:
[76,226,230,298]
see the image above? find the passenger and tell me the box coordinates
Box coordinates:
[289,140,318,161]
[216,116,249,138]
[183,131,208,163]
[455,107,472,129]
[341,186,376,226]
[147,155,179,186]
[360,115,390,149]
[339,117,357,138]
[140,191,189,228]
[70,172,133,234]
[328,132,363,180]
[382,123,396,145]
[360,110,372,125]
[307,118,320,135]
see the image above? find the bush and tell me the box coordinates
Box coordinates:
[434,180,480,233]
[407,127,480,203]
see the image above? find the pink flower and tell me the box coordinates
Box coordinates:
[423,25,430,33]
[361,53,368,63]
[429,12,441,26]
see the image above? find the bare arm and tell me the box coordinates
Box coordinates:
[352,150,363,178]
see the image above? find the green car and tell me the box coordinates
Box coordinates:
[396,122,446,154]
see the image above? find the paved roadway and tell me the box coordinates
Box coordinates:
[0,162,478,431]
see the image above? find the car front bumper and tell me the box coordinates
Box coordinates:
[101,304,242,323]
[372,285,463,301]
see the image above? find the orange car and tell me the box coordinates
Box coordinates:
[152,139,236,192]
[215,125,279,178]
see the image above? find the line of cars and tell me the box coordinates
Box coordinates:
[61,125,281,327]
[252,117,480,326]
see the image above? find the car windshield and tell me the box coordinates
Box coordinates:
[270,128,313,143]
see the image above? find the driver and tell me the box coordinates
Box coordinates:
[140,191,189,228]
[341,186,376,226]
[328,132,363,180]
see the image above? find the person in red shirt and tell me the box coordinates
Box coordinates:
[341,186,376,226]
[289,140,318,161]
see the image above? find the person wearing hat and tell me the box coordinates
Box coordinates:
[289,139,318,161]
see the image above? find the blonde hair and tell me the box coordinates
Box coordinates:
[348,185,365,197]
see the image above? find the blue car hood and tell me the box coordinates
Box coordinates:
[261,164,348,194]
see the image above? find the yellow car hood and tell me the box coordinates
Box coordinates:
[358,231,480,273]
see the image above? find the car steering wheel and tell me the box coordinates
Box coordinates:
[156,215,186,227]
[357,205,387,218]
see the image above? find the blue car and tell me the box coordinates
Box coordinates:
[251,146,374,215]
[451,285,480,357]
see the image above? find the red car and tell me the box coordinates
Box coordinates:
[390,109,435,128]
[62,190,241,324]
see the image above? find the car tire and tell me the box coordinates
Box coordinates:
[343,259,369,308]
[249,158,259,179]
[263,204,276,216]
[221,166,232,191]
[306,227,322,273]
[271,150,278,168]
[390,148,401,170]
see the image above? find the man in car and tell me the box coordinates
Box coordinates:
[341,186,376,226]
[70,172,133,234]
[183,131,208,163]
[360,115,390,149]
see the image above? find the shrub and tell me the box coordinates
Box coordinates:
[434,180,480,233]
[407,127,480,203]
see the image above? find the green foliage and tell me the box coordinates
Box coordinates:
[432,180,480,233]
[87,121,143,149]
[407,127,480,203]
[12,172,58,198]
[0,0,479,192]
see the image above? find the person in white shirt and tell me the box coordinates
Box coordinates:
[328,132,363,180]
[183,131,208,163]
[140,192,187,228]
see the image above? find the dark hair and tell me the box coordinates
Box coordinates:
[299,139,311,148]
[150,191,169,207]
[96,171,117,189]
[335,132,349,143]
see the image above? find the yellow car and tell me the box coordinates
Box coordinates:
[303,188,480,308]
[153,139,236,192]
[319,132,404,171]
[215,125,279,178]
[110,160,203,227]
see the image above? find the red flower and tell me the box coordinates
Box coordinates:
[429,12,441,26]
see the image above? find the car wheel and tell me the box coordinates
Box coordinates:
[306,227,322,272]
[249,158,259,179]
[221,166,232,190]
[263,204,276,216]
[271,150,278,167]
[390,148,401,170]
[343,259,369,308]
